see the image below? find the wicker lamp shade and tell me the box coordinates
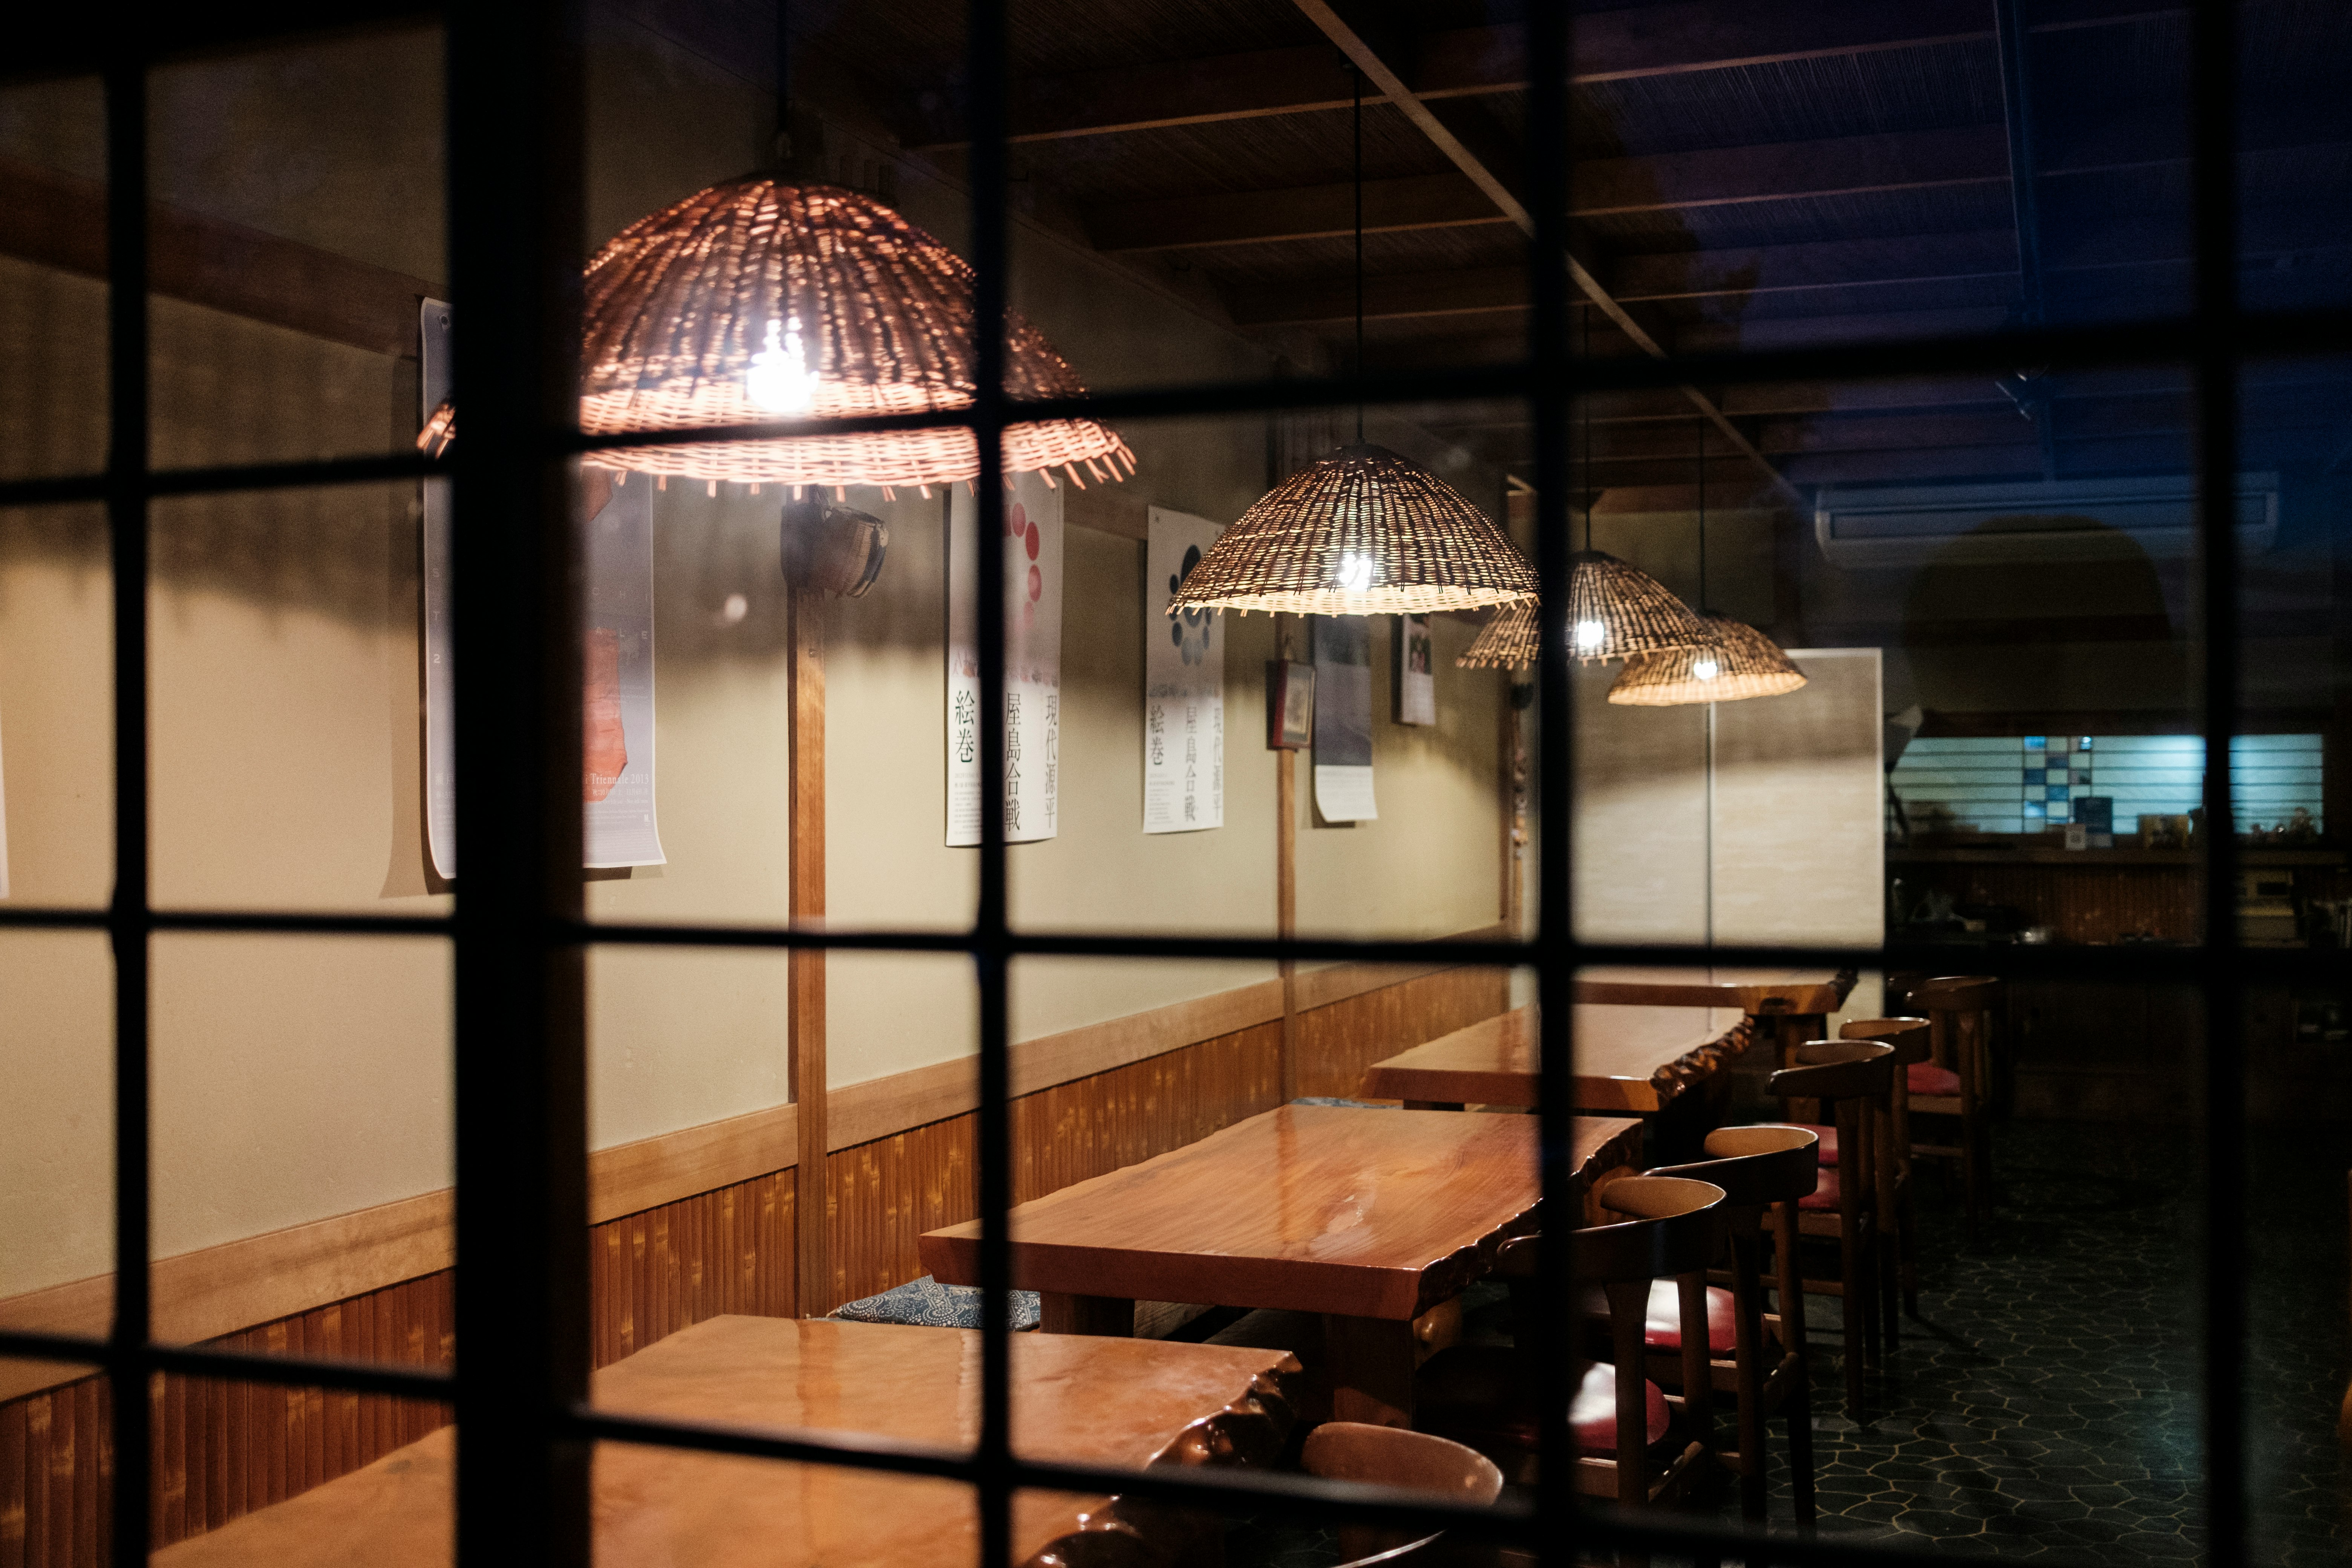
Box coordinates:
[1607,615,1808,705]
[1455,596,1539,669]
[426,179,1133,492]
[1165,444,1535,616]
[1566,550,1710,662]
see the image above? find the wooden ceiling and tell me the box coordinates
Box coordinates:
[804,0,2352,501]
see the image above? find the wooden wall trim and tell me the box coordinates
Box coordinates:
[0,1190,453,1404]
[826,923,1508,1152]
[587,1100,800,1226]
[827,977,1286,1151]
[0,931,1501,1401]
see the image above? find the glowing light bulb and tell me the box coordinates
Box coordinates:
[1573,619,1606,652]
[1692,656,1721,680]
[1335,551,1376,592]
[746,314,815,413]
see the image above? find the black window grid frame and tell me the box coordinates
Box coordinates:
[0,0,2336,1562]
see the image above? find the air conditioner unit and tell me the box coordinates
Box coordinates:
[1813,474,2277,568]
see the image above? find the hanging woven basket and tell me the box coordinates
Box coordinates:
[1607,615,1808,704]
[1565,550,1710,662]
[425,179,1134,492]
[1166,444,1536,616]
[1456,596,1539,669]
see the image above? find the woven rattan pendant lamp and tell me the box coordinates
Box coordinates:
[1165,71,1534,617]
[425,9,1132,498]
[1608,426,1805,704]
[576,177,1134,493]
[1455,595,1538,669]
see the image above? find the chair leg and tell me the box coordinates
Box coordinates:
[1900,1185,1920,1317]
[1787,1368,1817,1530]
[1961,1099,1985,1236]
[1838,1223,1866,1422]
[1879,1220,1902,1354]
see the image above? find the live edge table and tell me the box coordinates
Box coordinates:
[920,1103,1643,1428]
[149,1315,1302,1568]
[1360,1003,1752,1115]
[1574,965,1859,1064]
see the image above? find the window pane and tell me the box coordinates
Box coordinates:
[0,503,113,908]
[147,28,445,471]
[0,74,108,484]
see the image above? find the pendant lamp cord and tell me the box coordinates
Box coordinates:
[772,0,792,164]
[1352,66,1365,443]
[1696,420,1707,614]
[1580,308,1592,550]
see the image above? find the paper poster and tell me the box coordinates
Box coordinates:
[420,300,456,880]
[1311,615,1377,821]
[581,473,666,868]
[1393,613,1435,725]
[1144,506,1224,833]
[947,472,1063,845]
[0,691,10,898]
[421,300,666,875]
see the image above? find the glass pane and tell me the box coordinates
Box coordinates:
[0,930,114,1374]
[0,503,113,907]
[2239,2,2352,318]
[150,933,452,1367]
[147,484,452,915]
[147,26,446,471]
[0,74,108,483]
[129,1379,453,1562]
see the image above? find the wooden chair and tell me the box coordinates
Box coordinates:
[1299,1421,1504,1568]
[1837,1017,1932,1323]
[1902,976,2003,1234]
[1768,1042,1896,1424]
[1413,1176,1726,1556]
[1632,1125,1820,1528]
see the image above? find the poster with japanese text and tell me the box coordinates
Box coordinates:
[1311,614,1378,821]
[946,472,1063,845]
[421,300,665,876]
[1143,506,1224,833]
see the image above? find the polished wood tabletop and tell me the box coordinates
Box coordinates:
[1359,1003,1752,1113]
[1572,965,1857,1017]
[151,1315,1300,1568]
[921,1104,1635,1323]
[921,1104,1639,1428]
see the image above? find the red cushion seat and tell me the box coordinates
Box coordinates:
[1908,1062,1963,1097]
[1796,1123,1838,1165]
[1570,1361,1672,1452]
[1797,1166,1842,1211]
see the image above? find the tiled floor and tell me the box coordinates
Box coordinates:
[1227,1119,2350,1567]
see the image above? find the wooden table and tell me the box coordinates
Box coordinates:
[1575,965,1858,1062]
[151,1316,1301,1568]
[1359,1003,1752,1115]
[920,1104,1642,1427]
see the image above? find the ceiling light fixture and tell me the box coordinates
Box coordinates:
[1167,66,1533,617]
[1608,424,1805,704]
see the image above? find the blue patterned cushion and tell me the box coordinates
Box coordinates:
[830,1275,1041,1331]
[1289,1096,1392,1109]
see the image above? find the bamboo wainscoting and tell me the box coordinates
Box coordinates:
[0,961,1503,1565]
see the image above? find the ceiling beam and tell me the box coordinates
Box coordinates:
[1233,266,1525,327]
[909,0,2000,150]
[1089,172,1505,254]
[1288,0,1801,506]
[1090,124,2011,254]
[1611,228,2020,304]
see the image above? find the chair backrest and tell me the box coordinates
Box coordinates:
[1300,1422,1505,1503]
[1490,1177,1726,1285]
[1913,974,2001,1013]
[1770,1039,1894,1103]
[1648,1125,1819,1208]
[1839,1015,1932,1064]
[1583,1176,1728,1281]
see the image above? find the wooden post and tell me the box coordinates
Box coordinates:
[787,587,829,1315]
[1276,612,1300,1102]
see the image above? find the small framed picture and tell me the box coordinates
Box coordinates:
[1267,660,1315,749]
